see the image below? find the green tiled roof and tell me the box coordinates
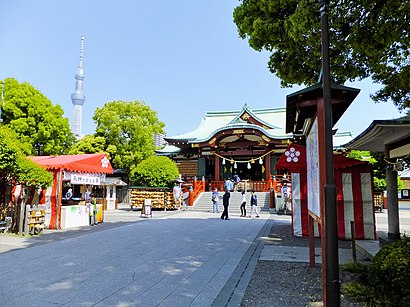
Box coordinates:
[165,104,290,143]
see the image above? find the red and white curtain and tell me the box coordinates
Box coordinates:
[291,170,376,240]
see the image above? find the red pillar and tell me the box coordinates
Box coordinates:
[265,153,271,181]
[49,171,59,230]
[269,189,276,209]
[39,188,46,205]
[215,155,220,181]
[189,186,194,206]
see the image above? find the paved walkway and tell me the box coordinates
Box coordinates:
[355,201,410,259]
[0,203,408,306]
[0,209,271,306]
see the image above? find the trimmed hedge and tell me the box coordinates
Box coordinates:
[342,237,410,306]
[130,156,179,188]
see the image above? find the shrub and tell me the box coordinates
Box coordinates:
[340,261,369,275]
[342,237,410,306]
[342,282,384,306]
[130,156,179,187]
[367,237,410,305]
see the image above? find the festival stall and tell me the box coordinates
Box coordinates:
[275,143,376,240]
[29,154,114,229]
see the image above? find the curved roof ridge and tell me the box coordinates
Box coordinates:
[226,103,281,129]
[253,107,287,113]
[192,122,276,143]
[204,105,286,117]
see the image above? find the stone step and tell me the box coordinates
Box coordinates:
[188,191,270,214]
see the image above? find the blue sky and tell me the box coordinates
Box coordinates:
[0,0,403,138]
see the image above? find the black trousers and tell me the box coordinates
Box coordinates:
[221,204,229,219]
[240,202,246,216]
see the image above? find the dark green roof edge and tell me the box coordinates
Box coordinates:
[343,115,410,148]
[286,82,360,98]
[204,106,286,117]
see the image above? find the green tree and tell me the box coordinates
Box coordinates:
[0,126,52,186]
[68,135,106,154]
[130,156,179,187]
[233,0,410,110]
[1,78,75,155]
[347,150,404,192]
[93,100,165,173]
[14,155,53,187]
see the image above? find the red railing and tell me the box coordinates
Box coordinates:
[272,175,292,193]
[210,174,291,193]
[210,180,269,192]
[210,181,226,192]
[182,177,206,206]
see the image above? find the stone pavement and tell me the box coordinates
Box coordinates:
[0,203,408,306]
[0,208,272,306]
[355,201,410,259]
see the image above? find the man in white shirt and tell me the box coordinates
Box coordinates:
[281,182,291,211]
[173,184,182,209]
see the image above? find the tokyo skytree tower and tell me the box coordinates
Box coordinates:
[71,36,86,138]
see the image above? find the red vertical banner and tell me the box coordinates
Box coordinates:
[352,172,364,239]
[300,171,309,236]
[335,171,345,239]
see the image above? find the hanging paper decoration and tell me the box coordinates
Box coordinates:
[247,162,251,169]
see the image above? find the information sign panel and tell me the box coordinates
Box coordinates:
[306,118,320,217]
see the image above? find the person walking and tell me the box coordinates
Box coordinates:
[250,190,260,218]
[281,182,291,213]
[224,178,233,192]
[84,187,91,203]
[233,174,240,192]
[240,190,247,217]
[221,190,231,220]
[91,193,98,225]
[211,188,219,213]
[173,183,182,210]
[89,197,95,226]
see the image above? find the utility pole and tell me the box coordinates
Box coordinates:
[318,0,340,305]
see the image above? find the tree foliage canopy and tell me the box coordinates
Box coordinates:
[130,156,179,187]
[347,150,404,192]
[93,100,165,173]
[233,0,410,110]
[1,78,75,155]
[0,126,52,186]
[68,135,106,155]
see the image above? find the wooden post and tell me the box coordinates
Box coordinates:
[270,189,276,209]
[319,0,340,303]
[309,214,315,268]
[24,205,30,237]
[385,146,400,239]
[18,188,27,236]
[350,221,357,263]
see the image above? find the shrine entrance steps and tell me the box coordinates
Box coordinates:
[188,191,270,215]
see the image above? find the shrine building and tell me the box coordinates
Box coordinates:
[157,104,354,190]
